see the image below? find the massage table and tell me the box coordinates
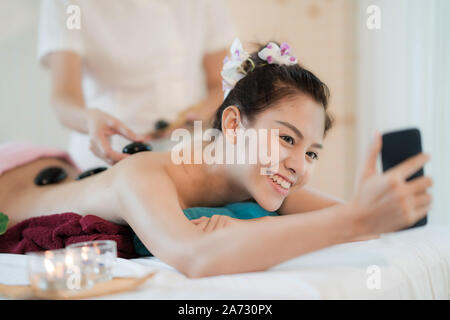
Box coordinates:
[0,225,449,299]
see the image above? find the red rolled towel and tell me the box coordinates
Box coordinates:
[0,213,138,259]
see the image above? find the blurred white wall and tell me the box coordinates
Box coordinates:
[356,0,450,224]
[0,0,69,149]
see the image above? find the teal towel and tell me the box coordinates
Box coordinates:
[132,202,279,257]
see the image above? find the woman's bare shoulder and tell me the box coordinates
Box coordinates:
[110,151,192,212]
[113,151,170,174]
[110,151,188,221]
[110,151,180,197]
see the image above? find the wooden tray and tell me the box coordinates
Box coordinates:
[0,272,156,300]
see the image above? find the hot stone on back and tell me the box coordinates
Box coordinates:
[34,167,68,186]
[122,142,152,155]
[76,167,107,180]
[154,119,169,131]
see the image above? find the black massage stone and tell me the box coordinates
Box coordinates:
[34,166,67,186]
[76,167,107,180]
[155,119,169,131]
[122,142,152,154]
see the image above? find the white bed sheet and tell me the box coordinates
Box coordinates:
[1,225,449,299]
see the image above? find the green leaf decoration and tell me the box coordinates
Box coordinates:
[0,212,9,235]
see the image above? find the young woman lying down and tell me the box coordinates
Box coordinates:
[0,40,433,278]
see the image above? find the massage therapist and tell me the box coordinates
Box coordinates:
[38,0,235,169]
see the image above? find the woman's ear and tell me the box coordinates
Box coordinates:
[221,106,242,144]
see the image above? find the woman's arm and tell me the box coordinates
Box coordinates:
[113,155,360,278]
[47,52,146,164]
[277,185,345,215]
[186,49,227,122]
[275,187,379,242]
[48,51,88,134]
[193,205,358,277]
[199,49,228,116]
[116,149,432,278]
[120,175,357,278]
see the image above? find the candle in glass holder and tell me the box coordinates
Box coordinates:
[66,240,117,285]
[27,249,70,292]
[26,241,117,295]
[27,248,94,294]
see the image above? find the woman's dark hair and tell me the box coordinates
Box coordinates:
[211,43,334,137]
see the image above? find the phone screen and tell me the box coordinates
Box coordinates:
[381,128,427,228]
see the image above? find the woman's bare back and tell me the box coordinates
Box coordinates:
[0,157,80,226]
[0,152,191,229]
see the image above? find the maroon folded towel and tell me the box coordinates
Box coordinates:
[0,213,138,259]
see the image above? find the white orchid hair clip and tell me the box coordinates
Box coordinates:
[258,42,298,65]
[221,38,298,99]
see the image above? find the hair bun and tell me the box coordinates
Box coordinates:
[239,58,257,75]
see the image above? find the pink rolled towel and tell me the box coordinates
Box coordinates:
[0,142,80,176]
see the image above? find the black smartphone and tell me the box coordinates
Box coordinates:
[381,128,427,229]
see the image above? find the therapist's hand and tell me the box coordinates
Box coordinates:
[86,109,149,165]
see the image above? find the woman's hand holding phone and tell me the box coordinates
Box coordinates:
[349,131,433,236]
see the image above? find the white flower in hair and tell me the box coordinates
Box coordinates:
[258,42,298,65]
[221,38,250,99]
[221,39,299,100]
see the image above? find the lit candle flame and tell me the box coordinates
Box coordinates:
[44,252,55,276]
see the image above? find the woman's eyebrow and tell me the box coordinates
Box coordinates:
[275,120,323,149]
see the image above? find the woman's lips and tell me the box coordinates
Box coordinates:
[266,175,289,196]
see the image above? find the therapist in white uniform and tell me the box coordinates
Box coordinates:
[38,0,235,170]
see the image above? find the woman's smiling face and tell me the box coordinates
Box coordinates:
[228,93,326,212]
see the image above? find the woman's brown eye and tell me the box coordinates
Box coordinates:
[307,152,319,160]
[280,135,295,145]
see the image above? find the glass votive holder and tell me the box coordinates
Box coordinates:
[27,249,93,294]
[66,240,117,285]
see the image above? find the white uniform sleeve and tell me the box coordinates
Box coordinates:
[37,0,85,67]
[203,0,236,54]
